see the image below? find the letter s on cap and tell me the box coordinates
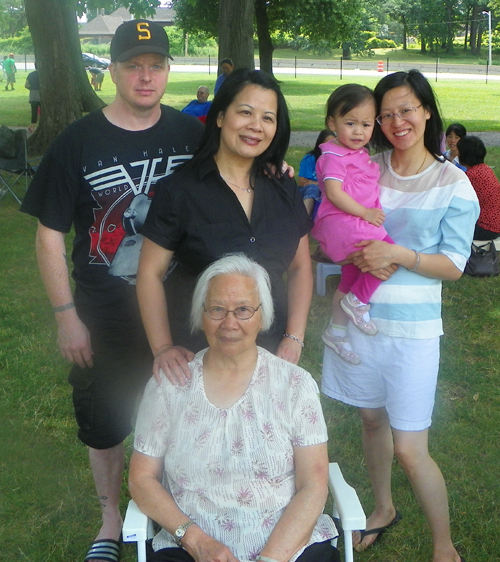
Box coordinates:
[137,22,151,40]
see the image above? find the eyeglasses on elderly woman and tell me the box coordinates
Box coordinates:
[203,303,262,321]
[376,104,422,126]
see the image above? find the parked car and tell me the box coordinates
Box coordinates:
[82,53,110,69]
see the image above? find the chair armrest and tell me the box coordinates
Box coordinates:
[328,462,366,531]
[123,499,154,543]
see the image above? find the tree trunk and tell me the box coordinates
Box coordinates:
[464,9,470,52]
[402,15,407,51]
[342,43,351,60]
[25,0,105,155]
[470,4,479,55]
[218,0,255,70]
[255,0,274,75]
[476,28,482,58]
[446,4,453,53]
[420,29,426,54]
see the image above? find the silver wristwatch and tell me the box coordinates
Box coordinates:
[173,520,195,545]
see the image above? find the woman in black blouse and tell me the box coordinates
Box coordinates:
[137,69,313,385]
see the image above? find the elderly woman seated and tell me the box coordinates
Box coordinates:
[129,253,339,562]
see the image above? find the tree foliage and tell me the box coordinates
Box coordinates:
[76,0,160,18]
[172,0,217,36]
[174,0,360,47]
[0,0,26,37]
[173,0,362,72]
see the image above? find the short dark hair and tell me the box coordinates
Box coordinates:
[190,68,290,185]
[372,70,444,159]
[220,58,234,67]
[325,84,375,128]
[309,129,334,160]
[457,135,487,168]
[446,122,466,138]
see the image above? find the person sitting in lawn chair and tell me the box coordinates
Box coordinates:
[181,85,211,123]
[130,254,340,562]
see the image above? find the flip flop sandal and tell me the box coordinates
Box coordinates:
[354,510,402,552]
[84,538,121,562]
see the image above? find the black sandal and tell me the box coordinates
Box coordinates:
[84,538,121,562]
[355,511,402,552]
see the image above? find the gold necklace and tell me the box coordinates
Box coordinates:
[415,152,428,175]
[220,174,252,193]
[391,151,428,176]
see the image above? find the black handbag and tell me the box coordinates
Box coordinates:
[464,241,500,277]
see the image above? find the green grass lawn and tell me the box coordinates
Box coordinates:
[1,70,500,135]
[1,181,500,561]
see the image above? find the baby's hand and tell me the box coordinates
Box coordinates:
[363,208,386,227]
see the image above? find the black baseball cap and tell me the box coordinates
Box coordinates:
[110,19,173,63]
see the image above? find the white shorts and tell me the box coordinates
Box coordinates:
[321,326,440,431]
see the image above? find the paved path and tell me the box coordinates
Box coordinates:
[20,126,499,148]
[19,125,500,148]
[290,131,500,148]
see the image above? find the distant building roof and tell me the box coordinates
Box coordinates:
[79,6,175,41]
[109,6,175,25]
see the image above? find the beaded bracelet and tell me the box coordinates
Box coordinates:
[256,556,280,562]
[283,333,304,348]
[409,250,420,272]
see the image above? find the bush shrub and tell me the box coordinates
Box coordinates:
[166,26,218,57]
[366,37,398,49]
[80,26,218,58]
[79,42,111,57]
[0,28,33,54]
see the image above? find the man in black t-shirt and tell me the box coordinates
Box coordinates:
[21,20,203,562]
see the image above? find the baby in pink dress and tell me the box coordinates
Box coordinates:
[312,84,394,364]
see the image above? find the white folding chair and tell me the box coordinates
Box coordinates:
[123,462,365,562]
[123,500,154,562]
[328,462,366,562]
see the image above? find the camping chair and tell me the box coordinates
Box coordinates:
[0,128,37,204]
[122,462,366,562]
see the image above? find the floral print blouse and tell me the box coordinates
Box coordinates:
[134,347,337,561]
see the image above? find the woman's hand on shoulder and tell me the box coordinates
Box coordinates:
[276,335,303,365]
[266,160,295,179]
[153,345,194,386]
[183,526,240,562]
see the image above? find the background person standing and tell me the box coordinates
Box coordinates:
[25,63,40,132]
[0,55,7,81]
[88,66,105,90]
[4,53,16,90]
[214,57,234,94]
